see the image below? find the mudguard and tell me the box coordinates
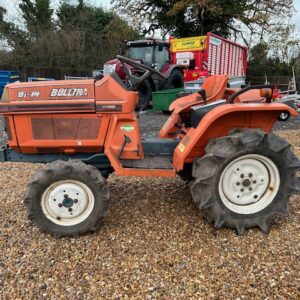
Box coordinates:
[162,65,183,79]
[172,103,298,171]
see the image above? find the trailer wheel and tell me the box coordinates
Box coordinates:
[24,160,110,237]
[165,69,184,89]
[137,79,152,110]
[278,111,290,121]
[190,129,300,235]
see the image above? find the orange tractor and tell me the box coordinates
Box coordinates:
[0,56,299,236]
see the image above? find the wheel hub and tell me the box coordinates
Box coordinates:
[62,196,74,208]
[242,178,251,187]
[41,180,95,226]
[218,154,280,214]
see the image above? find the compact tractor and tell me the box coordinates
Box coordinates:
[0,56,299,237]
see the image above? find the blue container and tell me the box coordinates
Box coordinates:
[28,77,55,82]
[0,70,20,97]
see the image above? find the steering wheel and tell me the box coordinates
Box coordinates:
[117,55,166,88]
[228,84,274,103]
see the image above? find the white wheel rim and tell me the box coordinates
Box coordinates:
[218,154,280,214]
[41,180,95,226]
[279,112,289,120]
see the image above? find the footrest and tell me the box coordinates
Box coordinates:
[122,155,173,169]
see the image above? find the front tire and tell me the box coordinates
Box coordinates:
[190,129,300,234]
[137,79,152,110]
[24,160,110,237]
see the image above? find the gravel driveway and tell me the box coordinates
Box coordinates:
[0,114,299,299]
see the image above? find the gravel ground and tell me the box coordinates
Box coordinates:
[0,114,299,299]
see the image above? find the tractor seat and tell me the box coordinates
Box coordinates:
[169,74,229,111]
[191,100,227,128]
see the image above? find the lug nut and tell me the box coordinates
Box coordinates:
[249,187,252,191]
[240,174,244,178]
[58,203,63,207]
[249,173,253,177]
[68,208,72,212]
[74,199,78,203]
[253,180,256,184]
[64,194,68,198]
[240,188,244,192]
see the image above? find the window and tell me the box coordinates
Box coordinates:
[154,46,169,71]
[127,46,153,67]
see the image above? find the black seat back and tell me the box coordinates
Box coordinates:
[191,100,226,128]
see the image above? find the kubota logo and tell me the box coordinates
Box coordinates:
[50,88,88,97]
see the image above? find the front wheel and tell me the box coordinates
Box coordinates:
[24,160,110,237]
[137,79,152,110]
[190,129,300,234]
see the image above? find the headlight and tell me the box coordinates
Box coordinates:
[103,64,116,75]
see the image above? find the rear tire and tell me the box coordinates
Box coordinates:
[24,160,110,237]
[190,129,300,235]
[165,69,184,89]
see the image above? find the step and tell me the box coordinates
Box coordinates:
[122,155,173,169]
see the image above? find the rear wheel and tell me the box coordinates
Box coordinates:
[25,160,110,237]
[165,69,184,89]
[190,129,300,234]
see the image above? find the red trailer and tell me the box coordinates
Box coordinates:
[169,33,248,82]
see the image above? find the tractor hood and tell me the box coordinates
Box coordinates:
[1,80,95,102]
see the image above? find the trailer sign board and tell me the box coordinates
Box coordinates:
[209,36,222,46]
[170,36,206,52]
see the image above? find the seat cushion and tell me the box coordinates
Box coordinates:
[191,100,226,128]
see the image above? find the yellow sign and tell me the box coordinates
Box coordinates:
[170,36,206,52]
[178,143,186,153]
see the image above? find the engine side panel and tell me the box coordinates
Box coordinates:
[11,114,110,154]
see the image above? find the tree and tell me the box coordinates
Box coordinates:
[0,0,139,70]
[57,0,112,32]
[294,52,300,76]
[19,0,53,35]
[112,0,295,46]
[247,42,293,79]
[112,0,246,37]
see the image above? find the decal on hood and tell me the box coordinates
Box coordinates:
[50,88,88,97]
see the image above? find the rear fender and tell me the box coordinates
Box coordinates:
[163,65,183,78]
[173,103,298,171]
